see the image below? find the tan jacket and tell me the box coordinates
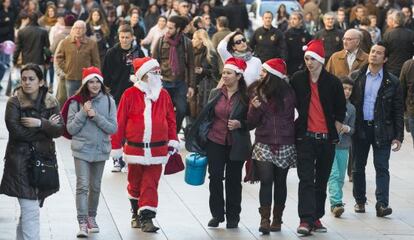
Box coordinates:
[54,35,100,80]
[326,49,368,78]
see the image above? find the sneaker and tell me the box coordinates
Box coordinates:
[313,219,327,233]
[376,205,392,217]
[87,216,99,233]
[76,221,88,238]
[331,204,345,218]
[354,203,366,213]
[297,221,312,235]
[111,157,125,172]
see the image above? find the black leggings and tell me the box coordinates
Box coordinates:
[255,161,289,206]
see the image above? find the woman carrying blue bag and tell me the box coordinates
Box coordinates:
[185,57,252,229]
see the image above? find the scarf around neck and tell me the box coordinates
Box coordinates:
[165,33,182,76]
[233,50,253,62]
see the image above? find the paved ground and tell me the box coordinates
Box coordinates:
[0,89,414,240]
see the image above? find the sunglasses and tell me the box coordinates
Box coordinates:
[234,38,246,45]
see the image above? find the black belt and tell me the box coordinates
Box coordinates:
[305,131,329,140]
[364,120,375,126]
[127,141,167,148]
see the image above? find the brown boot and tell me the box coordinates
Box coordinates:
[270,205,284,232]
[258,206,271,234]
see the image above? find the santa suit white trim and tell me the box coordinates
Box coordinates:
[143,97,153,159]
[123,153,168,165]
[138,206,158,214]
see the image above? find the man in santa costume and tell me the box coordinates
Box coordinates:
[111,57,179,233]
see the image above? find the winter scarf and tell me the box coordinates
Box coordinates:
[233,50,253,62]
[165,33,182,76]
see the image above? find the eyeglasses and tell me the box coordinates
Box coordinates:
[234,38,246,45]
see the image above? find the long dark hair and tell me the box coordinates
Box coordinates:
[256,73,290,111]
[74,79,110,104]
[236,73,249,105]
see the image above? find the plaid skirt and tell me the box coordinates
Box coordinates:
[252,142,297,169]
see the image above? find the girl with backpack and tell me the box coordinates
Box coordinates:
[65,66,117,238]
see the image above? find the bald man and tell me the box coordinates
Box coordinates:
[55,20,100,97]
[326,29,368,78]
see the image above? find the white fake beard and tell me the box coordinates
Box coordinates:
[135,73,163,101]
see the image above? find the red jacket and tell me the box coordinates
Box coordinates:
[111,86,178,165]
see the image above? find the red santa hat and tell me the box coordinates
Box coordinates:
[130,57,160,83]
[262,58,287,79]
[82,66,104,85]
[303,39,325,64]
[223,57,247,74]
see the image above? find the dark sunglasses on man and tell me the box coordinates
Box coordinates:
[234,38,246,45]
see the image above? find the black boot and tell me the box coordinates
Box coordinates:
[139,210,160,233]
[130,199,140,228]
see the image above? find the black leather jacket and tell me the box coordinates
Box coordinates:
[350,65,404,146]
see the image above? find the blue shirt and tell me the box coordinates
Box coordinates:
[363,68,383,120]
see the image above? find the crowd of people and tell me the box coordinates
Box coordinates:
[0,0,414,239]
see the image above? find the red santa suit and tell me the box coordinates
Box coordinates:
[111,57,179,214]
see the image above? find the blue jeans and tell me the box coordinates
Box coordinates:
[328,148,349,206]
[17,198,40,240]
[0,52,10,83]
[74,158,106,221]
[66,79,82,98]
[352,123,391,207]
[162,80,188,133]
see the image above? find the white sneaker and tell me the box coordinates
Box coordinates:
[76,223,88,238]
[87,217,99,233]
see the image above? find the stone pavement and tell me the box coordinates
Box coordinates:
[0,92,414,240]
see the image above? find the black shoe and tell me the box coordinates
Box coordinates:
[376,205,392,217]
[207,217,223,227]
[354,203,365,213]
[139,210,159,233]
[226,221,238,229]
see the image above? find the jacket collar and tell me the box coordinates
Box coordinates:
[338,48,365,61]
[70,35,88,44]
[15,87,57,109]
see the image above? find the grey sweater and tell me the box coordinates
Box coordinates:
[67,92,117,162]
[337,100,356,149]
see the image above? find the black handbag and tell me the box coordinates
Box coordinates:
[28,145,60,191]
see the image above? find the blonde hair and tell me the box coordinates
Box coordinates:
[193,29,216,64]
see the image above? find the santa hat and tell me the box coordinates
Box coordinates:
[223,57,247,74]
[303,39,325,64]
[262,58,287,79]
[130,57,160,83]
[82,66,103,85]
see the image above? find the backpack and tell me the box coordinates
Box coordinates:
[60,94,111,139]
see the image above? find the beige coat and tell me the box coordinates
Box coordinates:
[326,49,368,78]
[54,35,100,81]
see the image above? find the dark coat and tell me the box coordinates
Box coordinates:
[285,27,312,75]
[350,65,404,146]
[314,28,344,62]
[250,26,288,63]
[290,68,346,143]
[0,7,17,42]
[247,89,296,145]
[102,43,145,104]
[383,26,414,77]
[185,88,251,161]
[13,24,50,65]
[0,87,64,201]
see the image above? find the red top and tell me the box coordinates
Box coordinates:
[307,79,328,133]
[207,87,238,145]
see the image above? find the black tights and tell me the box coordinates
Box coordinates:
[256,161,289,206]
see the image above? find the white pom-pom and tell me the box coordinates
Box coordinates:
[130,75,137,83]
[302,45,308,51]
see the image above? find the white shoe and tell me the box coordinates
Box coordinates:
[76,223,88,238]
[87,217,99,233]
